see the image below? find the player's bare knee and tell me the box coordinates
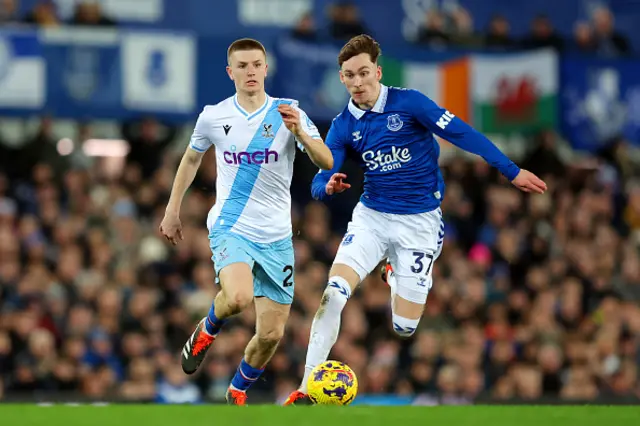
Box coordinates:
[257,327,283,350]
[218,263,254,313]
[328,264,360,291]
[393,296,425,319]
[227,291,253,314]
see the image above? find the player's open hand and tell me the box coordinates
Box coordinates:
[511,169,547,194]
[159,213,184,245]
[326,173,351,195]
[278,104,302,136]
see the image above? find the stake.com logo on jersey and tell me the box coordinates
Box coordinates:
[223,148,279,165]
[362,146,412,172]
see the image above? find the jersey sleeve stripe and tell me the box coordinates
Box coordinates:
[189,143,207,152]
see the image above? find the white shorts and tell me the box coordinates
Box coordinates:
[334,202,444,304]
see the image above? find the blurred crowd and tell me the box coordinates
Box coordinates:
[1,119,639,404]
[290,2,633,57]
[0,0,116,28]
[1,1,633,57]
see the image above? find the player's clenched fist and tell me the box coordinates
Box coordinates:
[278,104,302,137]
[326,173,351,195]
[160,213,184,245]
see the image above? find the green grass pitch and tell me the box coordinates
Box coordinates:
[0,405,638,426]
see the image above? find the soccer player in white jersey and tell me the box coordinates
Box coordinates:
[284,35,547,405]
[159,38,332,405]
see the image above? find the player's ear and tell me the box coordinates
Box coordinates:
[376,65,382,81]
[339,70,345,84]
[226,66,234,81]
[264,63,268,78]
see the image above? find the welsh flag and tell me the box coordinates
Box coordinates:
[472,49,558,133]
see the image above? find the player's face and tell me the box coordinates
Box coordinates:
[227,50,268,94]
[339,53,382,108]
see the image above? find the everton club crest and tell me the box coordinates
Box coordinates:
[387,114,403,132]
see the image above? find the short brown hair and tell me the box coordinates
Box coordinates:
[337,34,381,67]
[227,38,267,63]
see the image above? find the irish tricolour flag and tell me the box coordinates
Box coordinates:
[381,56,471,124]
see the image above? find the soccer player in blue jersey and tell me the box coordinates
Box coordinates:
[284,34,547,405]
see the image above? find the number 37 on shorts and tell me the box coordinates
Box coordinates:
[410,251,434,282]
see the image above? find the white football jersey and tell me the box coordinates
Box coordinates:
[189,94,321,243]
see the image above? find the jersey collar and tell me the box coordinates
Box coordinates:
[347,84,389,120]
[233,93,271,121]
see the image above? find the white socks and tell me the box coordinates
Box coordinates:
[300,276,351,393]
[391,312,419,337]
[387,267,419,337]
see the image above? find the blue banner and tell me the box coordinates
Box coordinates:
[0,28,202,123]
[42,29,122,120]
[6,26,640,140]
[560,56,640,151]
[0,30,44,110]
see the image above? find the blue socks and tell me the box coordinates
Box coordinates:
[205,306,263,393]
[205,304,227,335]
[230,359,264,392]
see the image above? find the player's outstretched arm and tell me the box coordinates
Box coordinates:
[410,90,547,194]
[160,148,205,245]
[278,104,333,170]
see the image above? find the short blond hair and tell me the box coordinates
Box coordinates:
[227,38,267,63]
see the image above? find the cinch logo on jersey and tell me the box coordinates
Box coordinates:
[436,110,455,129]
[362,146,412,172]
[223,149,279,165]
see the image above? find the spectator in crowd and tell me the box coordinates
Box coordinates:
[448,6,483,49]
[572,21,598,54]
[484,15,516,50]
[417,9,450,49]
[521,130,566,179]
[22,0,60,27]
[0,133,14,179]
[70,1,115,27]
[591,6,630,56]
[9,117,69,183]
[327,1,369,40]
[521,14,564,51]
[0,0,19,25]
[155,363,202,404]
[291,12,318,42]
[121,117,178,180]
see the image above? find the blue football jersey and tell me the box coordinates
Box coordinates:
[311,85,520,215]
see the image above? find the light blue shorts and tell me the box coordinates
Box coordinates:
[209,232,295,305]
